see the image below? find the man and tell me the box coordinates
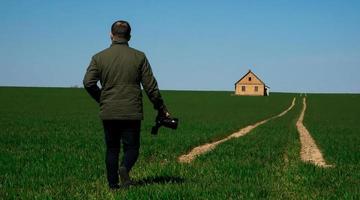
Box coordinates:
[83,20,169,189]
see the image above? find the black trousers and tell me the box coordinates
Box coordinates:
[102,120,141,186]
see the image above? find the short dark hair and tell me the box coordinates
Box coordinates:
[111,20,131,40]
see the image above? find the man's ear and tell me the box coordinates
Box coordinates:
[127,34,131,41]
[109,32,113,41]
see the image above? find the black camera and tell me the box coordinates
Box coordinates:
[151,114,179,135]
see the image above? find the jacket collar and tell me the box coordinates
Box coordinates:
[111,38,129,46]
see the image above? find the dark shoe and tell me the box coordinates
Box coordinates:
[109,184,120,190]
[119,166,133,187]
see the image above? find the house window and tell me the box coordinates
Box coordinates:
[242,86,246,91]
[255,86,258,92]
[248,77,252,81]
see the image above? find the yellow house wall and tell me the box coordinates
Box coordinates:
[235,84,264,96]
[237,72,263,85]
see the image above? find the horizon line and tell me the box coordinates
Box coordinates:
[0,85,359,95]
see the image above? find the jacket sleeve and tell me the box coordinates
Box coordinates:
[83,57,101,103]
[140,56,166,111]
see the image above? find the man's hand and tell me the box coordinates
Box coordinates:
[165,111,171,118]
[158,105,170,118]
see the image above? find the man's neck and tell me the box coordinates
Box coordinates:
[112,37,129,44]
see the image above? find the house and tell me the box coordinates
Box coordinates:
[234,70,269,96]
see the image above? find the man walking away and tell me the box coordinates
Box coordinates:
[83,20,170,190]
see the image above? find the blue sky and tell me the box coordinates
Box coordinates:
[0,0,359,93]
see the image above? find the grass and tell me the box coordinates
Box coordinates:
[0,87,359,199]
[301,94,360,198]
[174,97,303,199]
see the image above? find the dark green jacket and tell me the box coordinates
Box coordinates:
[83,38,165,120]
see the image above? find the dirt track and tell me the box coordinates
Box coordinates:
[296,98,332,167]
[178,98,296,163]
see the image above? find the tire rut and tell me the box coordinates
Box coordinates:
[296,97,332,167]
[178,98,296,163]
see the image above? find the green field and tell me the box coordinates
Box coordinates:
[0,87,359,199]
